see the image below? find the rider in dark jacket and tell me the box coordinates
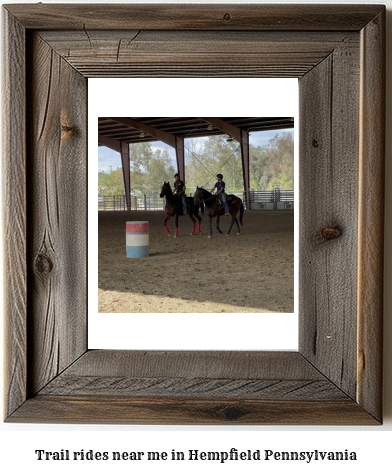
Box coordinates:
[174,173,187,214]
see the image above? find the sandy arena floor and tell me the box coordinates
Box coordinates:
[98,210,294,313]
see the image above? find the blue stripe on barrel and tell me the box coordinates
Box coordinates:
[126,245,149,258]
[126,221,149,258]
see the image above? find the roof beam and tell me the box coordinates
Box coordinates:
[199,117,242,142]
[109,117,176,148]
[98,133,121,152]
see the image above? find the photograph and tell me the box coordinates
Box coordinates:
[1,1,389,439]
[98,117,295,313]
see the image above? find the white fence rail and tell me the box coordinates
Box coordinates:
[98,195,163,211]
[249,190,294,210]
[98,189,294,211]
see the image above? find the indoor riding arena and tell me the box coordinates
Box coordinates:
[98,117,294,313]
[98,210,294,313]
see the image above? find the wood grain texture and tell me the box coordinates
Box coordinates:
[52,66,299,79]
[27,33,87,395]
[9,396,379,425]
[56,350,326,379]
[4,4,384,30]
[299,41,360,399]
[39,30,358,78]
[357,9,385,422]
[2,9,27,419]
[39,376,347,400]
[38,350,345,400]
[9,348,376,424]
[2,4,385,425]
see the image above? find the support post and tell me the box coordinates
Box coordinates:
[120,141,131,210]
[240,129,250,209]
[175,136,185,181]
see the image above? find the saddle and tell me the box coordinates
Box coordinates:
[216,194,232,214]
[174,194,187,215]
[216,195,224,211]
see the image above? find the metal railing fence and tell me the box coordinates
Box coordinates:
[98,189,294,211]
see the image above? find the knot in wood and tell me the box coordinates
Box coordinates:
[223,13,231,21]
[34,252,53,274]
[314,225,342,245]
[61,124,77,133]
[223,405,244,420]
[312,139,319,148]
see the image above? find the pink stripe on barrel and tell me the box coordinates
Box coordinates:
[126,222,149,233]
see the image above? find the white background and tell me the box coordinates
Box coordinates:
[1,0,391,473]
[89,77,299,351]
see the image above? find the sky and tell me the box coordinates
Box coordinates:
[97,128,293,174]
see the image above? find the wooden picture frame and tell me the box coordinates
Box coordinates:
[3,4,385,424]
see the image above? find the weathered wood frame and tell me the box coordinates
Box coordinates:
[3,4,385,424]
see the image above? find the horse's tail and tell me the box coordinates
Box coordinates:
[240,202,244,226]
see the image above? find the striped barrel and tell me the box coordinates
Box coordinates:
[126,221,149,258]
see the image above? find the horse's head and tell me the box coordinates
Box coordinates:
[194,186,210,205]
[193,186,202,205]
[160,182,172,198]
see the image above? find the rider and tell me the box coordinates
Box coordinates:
[211,173,229,215]
[173,173,187,214]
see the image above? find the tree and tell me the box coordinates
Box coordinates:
[146,149,175,194]
[98,142,176,196]
[185,132,294,193]
[98,168,124,196]
[202,136,242,191]
[250,131,294,190]
[185,137,216,191]
[185,136,242,192]
[98,132,294,197]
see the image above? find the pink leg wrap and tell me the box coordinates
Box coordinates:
[175,228,179,237]
[164,225,170,235]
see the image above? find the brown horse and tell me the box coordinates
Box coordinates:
[159,182,203,237]
[193,186,244,238]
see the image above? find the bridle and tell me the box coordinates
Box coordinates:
[160,184,174,199]
[194,189,215,205]
[194,188,238,206]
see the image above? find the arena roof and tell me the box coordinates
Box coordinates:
[98,117,294,145]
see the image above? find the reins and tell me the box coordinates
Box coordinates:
[195,189,238,206]
[200,194,215,204]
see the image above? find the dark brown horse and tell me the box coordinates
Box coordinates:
[159,182,203,237]
[193,186,244,238]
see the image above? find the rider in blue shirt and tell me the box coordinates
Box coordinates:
[211,173,229,215]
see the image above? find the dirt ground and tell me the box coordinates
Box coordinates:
[98,210,294,313]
